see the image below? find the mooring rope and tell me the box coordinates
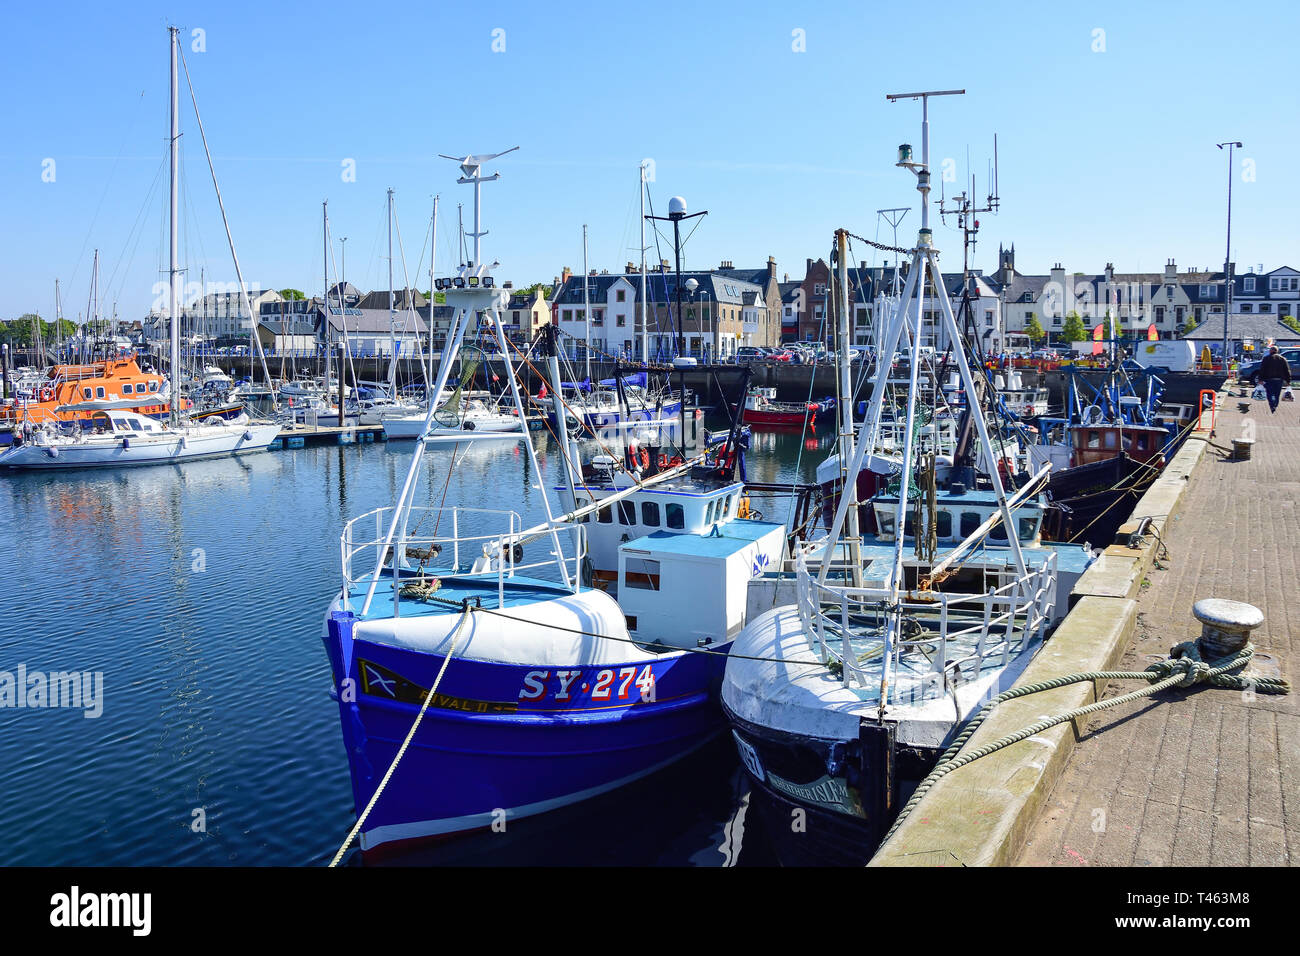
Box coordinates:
[881,639,1290,846]
[328,604,472,867]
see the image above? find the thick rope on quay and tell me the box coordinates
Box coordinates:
[328,605,472,867]
[880,640,1289,847]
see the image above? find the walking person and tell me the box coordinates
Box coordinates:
[1258,345,1292,414]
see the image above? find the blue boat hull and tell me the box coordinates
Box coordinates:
[324,612,727,857]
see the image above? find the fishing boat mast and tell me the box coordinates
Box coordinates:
[639,163,649,364]
[816,89,1032,716]
[833,229,862,586]
[428,195,439,385]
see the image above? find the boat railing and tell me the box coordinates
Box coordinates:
[793,550,1057,694]
[340,506,586,615]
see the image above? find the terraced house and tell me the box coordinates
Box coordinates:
[549,258,780,362]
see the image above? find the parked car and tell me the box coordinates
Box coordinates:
[1239,347,1300,385]
[767,349,795,363]
[734,346,766,364]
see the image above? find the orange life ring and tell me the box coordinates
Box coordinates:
[41,388,54,402]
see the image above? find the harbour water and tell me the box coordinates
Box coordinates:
[0,424,835,865]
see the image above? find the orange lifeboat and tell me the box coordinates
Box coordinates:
[1,354,183,427]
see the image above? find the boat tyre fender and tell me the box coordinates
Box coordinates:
[501,542,524,564]
[463,420,476,431]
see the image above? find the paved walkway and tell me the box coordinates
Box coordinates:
[1018,391,1299,866]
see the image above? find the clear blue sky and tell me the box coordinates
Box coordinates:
[3,0,1298,322]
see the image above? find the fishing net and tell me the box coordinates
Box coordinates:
[433,345,486,428]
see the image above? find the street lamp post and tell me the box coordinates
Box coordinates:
[1217,141,1242,368]
[645,195,706,446]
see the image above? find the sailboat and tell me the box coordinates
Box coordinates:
[322,153,784,858]
[721,94,1094,865]
[0,28,278,470]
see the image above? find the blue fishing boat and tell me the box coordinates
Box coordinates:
[322,155,785,858]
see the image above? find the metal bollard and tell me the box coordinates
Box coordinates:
[1192,598,1263,657]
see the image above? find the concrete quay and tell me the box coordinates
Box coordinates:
[871,383,1294,866]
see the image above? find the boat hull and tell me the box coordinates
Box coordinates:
[723,704,937,866]
[324,612,729,857]
[0,423,280,470]
[546,399,684,434]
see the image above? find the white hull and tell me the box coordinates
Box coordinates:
[383,413,524,440]
[0,422,280,470]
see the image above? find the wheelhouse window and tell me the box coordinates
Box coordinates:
[1019,517,1038,541]
[990,521,1008,542]
[960,512,981,537]
[936,511,953,538]
[641,501,660,527]
[877,511,896,536]
[121,384,134,395]
[575,498,589,522]
[96,387,106,398]
[597,504,613,524]
[618,501,635,525]
[666,503,684,529]
[624,557,661,590]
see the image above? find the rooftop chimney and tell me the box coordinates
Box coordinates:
[767,255,776,280]
[720,259,733,270]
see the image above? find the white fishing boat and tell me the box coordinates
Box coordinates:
[722,94,1092,865]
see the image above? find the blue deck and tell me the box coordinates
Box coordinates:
[346,571,571,621]
[855,536,1094,575]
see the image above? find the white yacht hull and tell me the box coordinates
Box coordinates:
[0,422,281,470]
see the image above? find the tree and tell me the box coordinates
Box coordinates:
[511,282,549,300]
[1181,314,1200,337]
[279,288,306,301]
[1061,311,1088,344]
[1024,314,1046,345]
[1282,315,1300,336]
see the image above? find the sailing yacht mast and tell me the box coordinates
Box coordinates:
[323,200,332,392]
[583,224,590,381]
[168,27,181,426]
[53,279,62,360]
[387,188,397,393]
